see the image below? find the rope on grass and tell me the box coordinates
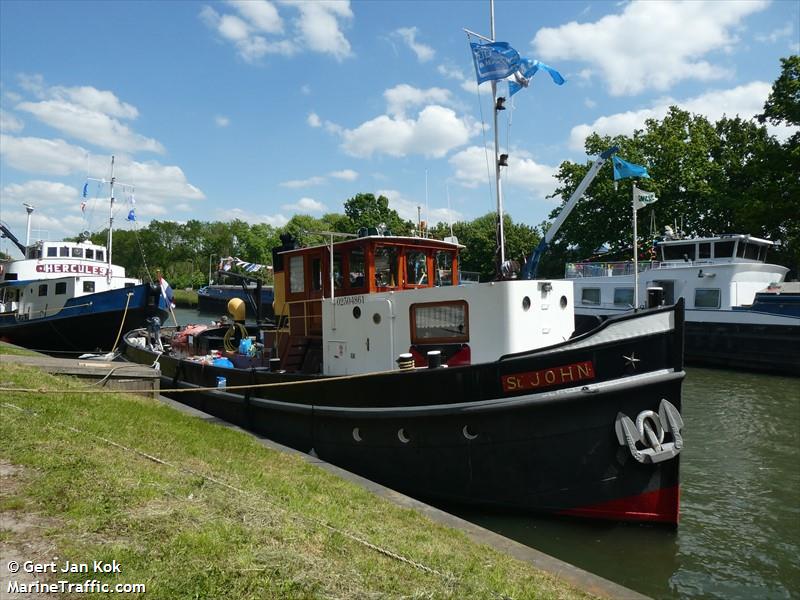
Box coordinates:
[1,401,451,581]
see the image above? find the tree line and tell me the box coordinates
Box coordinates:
[79,56,797,287]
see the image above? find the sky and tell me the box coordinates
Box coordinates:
[1,0,798,258]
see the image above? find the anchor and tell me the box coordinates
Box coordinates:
[615,399,684,464]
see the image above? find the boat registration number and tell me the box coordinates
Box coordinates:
[501,361,595,393]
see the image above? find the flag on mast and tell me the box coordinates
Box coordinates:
[469,41,521,84]
[508,58,565,96]
[633,185,658,210]
[612,156,650,180]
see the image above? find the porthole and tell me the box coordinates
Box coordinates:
[352,306,361,319]
[560,295,568,309]
[373,312,381,324]
[522,296,531,311]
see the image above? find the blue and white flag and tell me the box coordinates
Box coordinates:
[508,58,565,96]
[612,156,650,181]
[470,41,521,84]
[127,208,136,221]
[82,182,89,198]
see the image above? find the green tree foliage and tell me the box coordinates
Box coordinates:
[342,193,414,235]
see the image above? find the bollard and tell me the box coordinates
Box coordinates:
[427,350,443,369]
[396,353,415,370]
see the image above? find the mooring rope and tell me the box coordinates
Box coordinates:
[110,292,134,354]
[1,401,452,581]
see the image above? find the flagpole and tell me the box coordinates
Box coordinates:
[489,0,506,274]
[632,183,639,310]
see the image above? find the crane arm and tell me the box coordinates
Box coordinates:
[522,146,618,279]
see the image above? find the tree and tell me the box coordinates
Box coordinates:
[342,193,414,235]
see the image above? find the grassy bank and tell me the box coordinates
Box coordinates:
[0,349,596,599]
[173,288,198,308]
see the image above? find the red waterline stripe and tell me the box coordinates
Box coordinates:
[558,485,680,524]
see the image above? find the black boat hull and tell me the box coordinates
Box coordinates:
[124,302,685,524]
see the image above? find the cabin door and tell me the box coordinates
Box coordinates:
[651,280,675,304]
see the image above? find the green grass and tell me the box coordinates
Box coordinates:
[173,288,198,308]
[0,343,39,357]
[0,363,596,600]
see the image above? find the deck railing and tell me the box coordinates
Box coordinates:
[565,261,660,278]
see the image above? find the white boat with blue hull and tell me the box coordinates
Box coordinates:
[567,233,799,375]
[0,235,169,353]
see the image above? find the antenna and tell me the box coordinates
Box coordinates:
[23,203,35,246]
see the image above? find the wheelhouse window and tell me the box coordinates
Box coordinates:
[60,246,69,257]
[85,249,94,259]
[410,300,469,344]
[581,288,601,305]
[47,247,57,257]
[289,255,304,293]
[662,243,695,261]
[695,288,720,309]
[55,282,67,295]
[311,257,322,291]
[406,250,428,286]
[83,281,95,293]
[71,247,83,258]
[714,241,734,258]
[613,287,634,307]
[348,246,365,288]
[374,246,398,288]
[38,284,48,296]
[737,242,760,260]
[95,250,104,262]
[333,252,343,289]
[699,242,711,259]
[435,251,453,286]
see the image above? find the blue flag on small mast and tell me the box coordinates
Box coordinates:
[612,156,650,181]
[127,208,136,222]
[508,58,565,96]
[470,41,521,84]
[82,182,89,198]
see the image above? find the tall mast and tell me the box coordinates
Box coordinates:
[107,155,115,282]
[489,0,506,274]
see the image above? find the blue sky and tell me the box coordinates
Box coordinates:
[1,0,798,258]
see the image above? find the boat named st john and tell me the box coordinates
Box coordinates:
[123,233,686,524]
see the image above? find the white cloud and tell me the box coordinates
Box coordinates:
[384,84,452,118]
[229,0,283,34]
[0,135,87,175]
[377,188,461,224]
[394,26,435,62]
[449,145,559,201]
[307,112,322,127]
[0,109,24,133]
[281,197,326,213]
[16,99,164,154]
[341,105,478,158]
[50,85,138,119]
[215,115,231,127]
[280,176,326,188]
[533,0,769,96]
[437,64,478,94]
[293,1,353,61]
[755,24,794,43]
[0,135,203,204]
[329,169,357,181]
[2,180,79,209]
[200,5,297,63]
[568,81,796,150]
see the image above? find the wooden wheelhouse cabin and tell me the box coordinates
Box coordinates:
[275,233,461,338]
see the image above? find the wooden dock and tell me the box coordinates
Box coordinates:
[1,344,160,397]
